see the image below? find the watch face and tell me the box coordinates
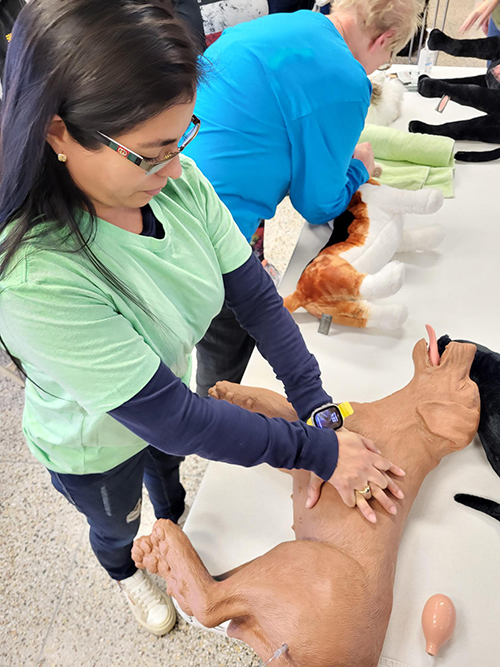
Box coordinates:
[313,406,342,430]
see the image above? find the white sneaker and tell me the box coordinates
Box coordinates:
[118,569,177,636]
[177,504,191,529]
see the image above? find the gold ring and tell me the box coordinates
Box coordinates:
[356,485,372,500]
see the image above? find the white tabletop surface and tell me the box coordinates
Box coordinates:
[184,67,500,667]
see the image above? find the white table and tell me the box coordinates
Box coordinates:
[184,68,500,667]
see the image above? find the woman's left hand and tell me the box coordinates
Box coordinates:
[306,469,402,521]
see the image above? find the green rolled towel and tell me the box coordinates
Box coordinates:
[360,124,455,197]
[360,124,455,168]
[372,161,455,199]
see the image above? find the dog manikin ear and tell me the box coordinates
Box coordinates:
[416,400,479,450]
[412,339,430,374]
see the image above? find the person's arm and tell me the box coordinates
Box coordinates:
[110,360,405,522]
[183,158,405,517]
[460,0,500,33]
[181,156,333,420]
[0,264,339,481]
[268,0,315,12]
[288,98,370,226]
[109,359,339,479]
[223,253,332,421]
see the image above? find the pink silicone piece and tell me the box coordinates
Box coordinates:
[422,594,457,656]
[425,324,440,366]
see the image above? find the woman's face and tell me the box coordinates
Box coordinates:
[47,100,196,211]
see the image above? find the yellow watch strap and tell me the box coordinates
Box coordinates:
[338,402,354,419]
[306,402,354,427]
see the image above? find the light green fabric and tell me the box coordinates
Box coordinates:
[360,124,455,197]
[367,161,455,198]
[0,156,251,474]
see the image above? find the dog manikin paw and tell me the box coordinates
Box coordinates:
[367,303,408,330]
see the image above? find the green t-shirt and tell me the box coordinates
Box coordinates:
[0,157,251,474]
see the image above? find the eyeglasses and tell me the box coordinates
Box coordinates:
[94,115,201,175]
[378,52,395,72]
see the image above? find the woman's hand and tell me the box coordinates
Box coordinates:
[306,427,405,523]
[459,0,500,34]
[353,142,375,177]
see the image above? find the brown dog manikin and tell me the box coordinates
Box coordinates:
[132,337,480,667]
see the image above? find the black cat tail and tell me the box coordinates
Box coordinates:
[455,493,500,522]
[455,148,500,163]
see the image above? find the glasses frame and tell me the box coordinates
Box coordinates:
[378,52,395,72]
[94,114,201,174]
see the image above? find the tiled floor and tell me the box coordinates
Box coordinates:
[0,366,260,667]
[0,1,487,665]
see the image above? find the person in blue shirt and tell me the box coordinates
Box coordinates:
[186,0,422,396]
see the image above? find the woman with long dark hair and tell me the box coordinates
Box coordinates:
[0,0,405,636]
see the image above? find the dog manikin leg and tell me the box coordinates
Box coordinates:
[304,299,408,330]
[359,261,405,299]
[360,184,444,216]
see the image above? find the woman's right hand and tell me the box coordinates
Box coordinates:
[326,427,405,523]
[459,0,500,34]
[353,142,375,177]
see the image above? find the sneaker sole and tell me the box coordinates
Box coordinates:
[126,590,177,637]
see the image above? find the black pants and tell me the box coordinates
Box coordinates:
[196,220,268,396]
[196,302,256,396]
[49,447,185,580]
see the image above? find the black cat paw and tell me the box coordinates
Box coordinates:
[409,120,430,134]
[409,120,441,136]
[417,75,442,98]
[428,28,449,52]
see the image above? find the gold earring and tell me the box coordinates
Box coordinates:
[57,153,67,163]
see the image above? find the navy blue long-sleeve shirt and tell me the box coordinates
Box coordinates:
[109,206,339,480]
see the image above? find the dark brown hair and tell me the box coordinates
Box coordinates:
[0,0,202,378]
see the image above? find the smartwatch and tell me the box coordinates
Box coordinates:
[306,402,353,431]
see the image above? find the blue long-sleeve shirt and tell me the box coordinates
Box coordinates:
[185,10,371,241]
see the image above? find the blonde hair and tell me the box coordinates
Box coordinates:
[331,0,423,53]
